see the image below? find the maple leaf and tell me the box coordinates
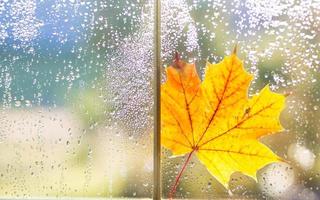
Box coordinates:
[161,51,286,198]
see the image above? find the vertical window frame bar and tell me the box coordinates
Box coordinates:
[153,0,161,199]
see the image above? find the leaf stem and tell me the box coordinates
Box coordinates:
[168,150,195,199]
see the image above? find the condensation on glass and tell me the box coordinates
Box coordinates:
[160,0,320,199]
[0,0,155,198]
[0,0,319,199]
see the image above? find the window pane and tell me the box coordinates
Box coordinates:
[161,0,320,199]
[0,0,154,198]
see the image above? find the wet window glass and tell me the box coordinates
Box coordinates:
[161,0,320,199]
[0,0,319,199]
[0,0,154,198]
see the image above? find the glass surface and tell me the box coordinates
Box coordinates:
[0,0,154,198]
[1,0,320,199]
[161,0,320,199]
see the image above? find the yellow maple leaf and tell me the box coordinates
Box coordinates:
[161,51,286,197]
